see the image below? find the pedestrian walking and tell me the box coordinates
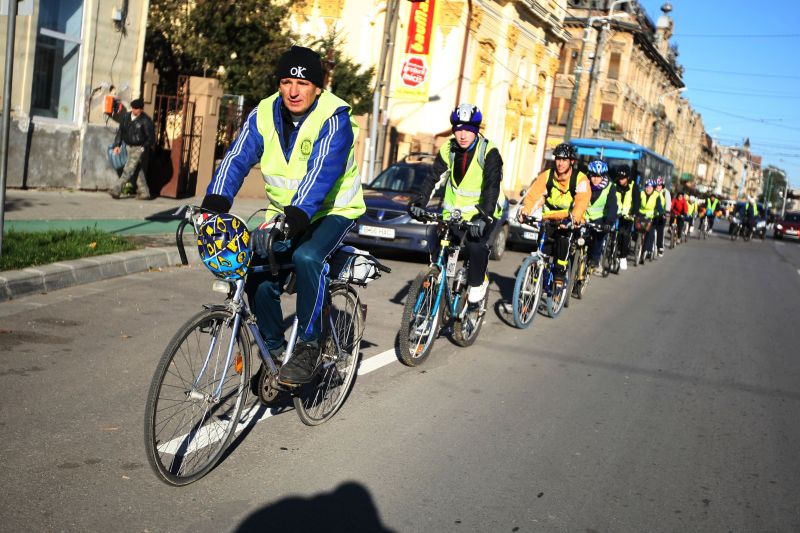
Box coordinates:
[110,98,155,200]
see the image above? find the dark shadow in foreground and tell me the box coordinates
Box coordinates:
[235,481,395,533]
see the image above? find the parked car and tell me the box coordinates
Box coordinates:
[506,189,539,251]
[345,153,509,259]
[774,211,800,240]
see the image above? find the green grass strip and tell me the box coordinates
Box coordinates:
[1,228,138,271]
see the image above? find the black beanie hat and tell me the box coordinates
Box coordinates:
[276,46,324,88]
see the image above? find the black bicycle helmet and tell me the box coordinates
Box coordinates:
[553,142,576,160]
[612,165,631,181]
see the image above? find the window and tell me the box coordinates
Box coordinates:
[608,52,621,80]
[549,98,568,126]
[31,0,83,120]
[600,104,615,123]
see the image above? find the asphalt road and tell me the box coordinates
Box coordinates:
[1,226,799,532]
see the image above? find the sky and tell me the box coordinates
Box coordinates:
[637,0,800,190]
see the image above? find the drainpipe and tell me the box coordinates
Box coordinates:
[0,0,19,258]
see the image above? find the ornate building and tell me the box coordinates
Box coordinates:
[288,0,571,195]
[546,1,710,184]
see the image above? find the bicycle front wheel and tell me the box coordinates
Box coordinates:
[512,255,543,329]
[144,308,250,486]
[294,283,364,426]
[398,267,442,366]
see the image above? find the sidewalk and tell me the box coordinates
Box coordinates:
[1,189,268,301]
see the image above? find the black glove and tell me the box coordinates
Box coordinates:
[469,219,487,238]
[409,204,427,220]
[602,223,612,233]
[251,222,274,258]
[560,217,573,230]
[284,205,310,240]
[200,194,231,214]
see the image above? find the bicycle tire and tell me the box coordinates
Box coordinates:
[452,289,486,347]
[668,226,676,249]
[512,255,543,329]
[572,249,588,300]
[294,283,364,426]
[398,266,441,366]
[633,235,642,266]
[546,264,568,318]
[144,308,250,486]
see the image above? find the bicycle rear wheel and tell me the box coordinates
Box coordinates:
[294,283,364,426]
[546,264,568,318]
[144,308,250,486]
[512,255,543,329]
[398,267,441,366]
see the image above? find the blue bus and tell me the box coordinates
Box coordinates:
[568,138,675,189]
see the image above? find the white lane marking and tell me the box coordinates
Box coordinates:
[797,269,800,277]
[157,349,400,456]
[358,348,398,375]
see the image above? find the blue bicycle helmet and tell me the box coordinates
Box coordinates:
[587,160,609,176]
[644,179,656,188]
[450,103,482,133]
[196,213,252,280]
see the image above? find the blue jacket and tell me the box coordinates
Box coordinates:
[206,95,354,220]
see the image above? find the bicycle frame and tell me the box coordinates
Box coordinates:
[412,221,467,325]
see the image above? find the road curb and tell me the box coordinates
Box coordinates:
[0,247,190,302]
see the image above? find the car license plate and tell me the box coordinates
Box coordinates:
[523,231,538,241]
[358,225,395,239]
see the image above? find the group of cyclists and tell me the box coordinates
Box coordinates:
[201,44,735,386]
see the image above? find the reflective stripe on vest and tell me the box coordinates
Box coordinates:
[640,191,659,218]
[586,185,612,221]
[256,92,365,222]
[439,136,505,220]
[616,187,633,217]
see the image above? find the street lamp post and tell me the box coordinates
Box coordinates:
[650,87,685,152]
[579,0,630,139]
[0,0,20,258]
[564,1,629,142]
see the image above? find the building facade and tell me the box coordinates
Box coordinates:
[288,0,570,195]
[1,0,151,190]
[546,1,709,179]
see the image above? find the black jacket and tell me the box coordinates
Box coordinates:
[414,137,503,217]
[114,112,155,148]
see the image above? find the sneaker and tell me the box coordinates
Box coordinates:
[658,248,664,257]
[620,258,628,270]
[467,276,489,304]
[278,340,321,385]
[592,266,604,276]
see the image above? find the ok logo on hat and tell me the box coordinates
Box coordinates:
[290,66,307,78]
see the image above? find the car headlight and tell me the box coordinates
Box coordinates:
[777,224,783,230]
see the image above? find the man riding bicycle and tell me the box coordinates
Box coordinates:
[654,177,671,256]
[518,143,590,286]
[670,191,688,239]
[636,179,664,262]
[408,103,504,306]
[200,46,365,385]
[585,160,618,275]
[613,166,636,271]
[704,192,721,232]
[744,196,759,236]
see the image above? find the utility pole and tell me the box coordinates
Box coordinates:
[563,20,593,142]
[0,0,20,258]
[580,21,609,139]
[367,0,400,183]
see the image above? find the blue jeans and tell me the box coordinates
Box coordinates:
[245,215,355,351]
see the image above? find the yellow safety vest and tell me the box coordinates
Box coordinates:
[256,91,365,222]
[439,136,505,221]
[639,191,660,218]
[586,184,612,221]
[616,186,633,217]
[543,168,588,219]
[706,198,719,215]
